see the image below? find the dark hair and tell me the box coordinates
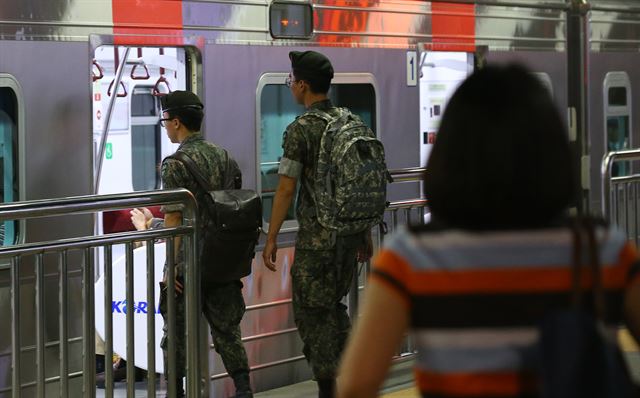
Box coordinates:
[168,107,204,132]
[424,64,574,230]
[293,69,331,94]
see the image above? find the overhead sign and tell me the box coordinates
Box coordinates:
[406,51,417,86]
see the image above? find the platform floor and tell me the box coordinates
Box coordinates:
[94,349,640,397]
[254,380,418,398]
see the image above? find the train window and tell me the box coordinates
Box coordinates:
[0,82,20,246]
[132,88,157,117]
[269,1,313,39]
[257,73,378,232]
[604,72,632,177]
[131,87,161,191]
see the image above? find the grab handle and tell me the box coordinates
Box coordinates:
[130,63,150,80]
[152,76,171,96]
[92,60,104,82]
[107,79,128,98]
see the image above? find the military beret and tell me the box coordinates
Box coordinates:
[289,51,334,80]
[161,90,203,113]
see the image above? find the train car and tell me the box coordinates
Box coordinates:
[1,0,640,396]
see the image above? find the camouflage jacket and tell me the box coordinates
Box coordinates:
[279,99,340,250]
[161,132,227,223]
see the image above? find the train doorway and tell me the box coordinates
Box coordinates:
[90,45,196,377]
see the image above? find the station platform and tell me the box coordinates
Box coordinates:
[255,358,416,398]
[254,380,417,398]
[96,357,415,397]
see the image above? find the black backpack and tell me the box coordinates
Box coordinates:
[167,150,261,283]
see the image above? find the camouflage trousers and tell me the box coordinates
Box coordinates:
[291,234,363,380]
[159,279,249,380]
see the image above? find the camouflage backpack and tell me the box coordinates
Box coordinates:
[308,107,390,236]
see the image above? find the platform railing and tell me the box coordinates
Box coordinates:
[0,189,202,398]
[601,149,640,246]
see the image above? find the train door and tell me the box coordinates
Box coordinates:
[91,45,193,375]
[604,71,633,177]
[417,50,474,168]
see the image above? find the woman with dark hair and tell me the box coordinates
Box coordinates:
[337,65,640,398]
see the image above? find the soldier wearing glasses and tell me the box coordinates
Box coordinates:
[158,91,253,398]
[263,52,371,398]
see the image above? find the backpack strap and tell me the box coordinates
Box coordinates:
[569,217,606,320]
[166,151,213,195]
[222,150,243,190]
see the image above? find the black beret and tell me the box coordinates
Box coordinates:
[161,90,203,113]
[289,51,334,80]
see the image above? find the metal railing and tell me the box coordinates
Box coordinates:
[601,149,640,246]
[2,189,202,398]
[3,169,428,395]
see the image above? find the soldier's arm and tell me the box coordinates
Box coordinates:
[160,159,189,293]
[263,124,304,271]
[263,175,297,271]
[163,211,184,294]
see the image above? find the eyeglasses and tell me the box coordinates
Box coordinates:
[285,76,298,88]
[160,117,174,127]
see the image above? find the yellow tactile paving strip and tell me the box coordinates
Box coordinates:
[381,386,420,397]
[619,327,640,352]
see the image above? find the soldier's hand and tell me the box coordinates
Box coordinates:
[162,273,184,295]
[130,207,152,231]
[263,238,278,272]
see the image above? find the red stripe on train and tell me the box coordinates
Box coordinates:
[112,0,184,46]
[430,2,475,52]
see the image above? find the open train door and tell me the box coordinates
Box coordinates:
[90,44,196,377]
[416,45,476,168]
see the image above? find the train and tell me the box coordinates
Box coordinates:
[1,0,640,396]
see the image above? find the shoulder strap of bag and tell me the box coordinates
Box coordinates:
[222,150,242,190]
[167,151,213,195]
[569,217,606,320]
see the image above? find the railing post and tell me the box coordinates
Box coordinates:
[83,248,96,398]
[11,256,20,398]
[184,199,203,397]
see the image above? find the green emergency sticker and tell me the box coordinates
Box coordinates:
[106,143,113,160]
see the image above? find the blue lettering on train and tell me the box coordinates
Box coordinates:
[112,300,161,314]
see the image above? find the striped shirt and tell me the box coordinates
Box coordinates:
[372,226,639,398]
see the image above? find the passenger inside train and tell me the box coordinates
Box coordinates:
[337,64,640,398]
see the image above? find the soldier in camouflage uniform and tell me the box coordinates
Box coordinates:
[158,91,252,398]
[262,52,370,398]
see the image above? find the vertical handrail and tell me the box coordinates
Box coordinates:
[125,242,135,398]
[104,245,114,398]
[146,240,157,397]
[94,46,131,194]
[184,233,203,398]
[83,248,96,398]
[167,238,177,397]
